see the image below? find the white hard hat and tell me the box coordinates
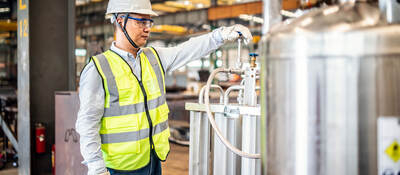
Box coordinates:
[106,0,158,19]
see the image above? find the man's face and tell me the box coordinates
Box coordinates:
[117,13,152,47]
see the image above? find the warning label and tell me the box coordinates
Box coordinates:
[385,141,400,163]
[378,117,400,175]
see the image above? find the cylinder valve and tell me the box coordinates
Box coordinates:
[249,53,258,68]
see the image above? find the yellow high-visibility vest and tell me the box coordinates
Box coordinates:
[91,47,170,171]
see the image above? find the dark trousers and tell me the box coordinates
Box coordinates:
[107,152,162,175]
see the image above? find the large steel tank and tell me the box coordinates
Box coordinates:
[261,2,400,175]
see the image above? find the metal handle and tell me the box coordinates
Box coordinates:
[64,128,78,143]
[64,129,70,142]
[236,32,243,69]
[224,85,245,105]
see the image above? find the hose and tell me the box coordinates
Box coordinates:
[204,68,261,159]
[199,85,224,104]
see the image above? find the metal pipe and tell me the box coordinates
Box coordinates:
[236,34,242,69]
[262,0,282,34]
[0,115,19,152]
[224,85,245,105]
[199,85,224,104]
[379,0,400,23]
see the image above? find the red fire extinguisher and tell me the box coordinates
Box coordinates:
[52,144,55,174]
[35,123,46,154]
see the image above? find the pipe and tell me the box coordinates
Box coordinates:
[236,33,243,69]
[224,85,245,105]
[380,0,400,23]
[204,68,261,159]
[262,0,282,34]
[199,85,224,104]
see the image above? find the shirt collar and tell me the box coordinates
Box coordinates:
[110,41,142,61]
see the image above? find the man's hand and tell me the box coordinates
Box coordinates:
[98,171,110,175]
[220,24,253,44]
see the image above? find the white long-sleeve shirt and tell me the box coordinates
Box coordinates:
[76,29,224,175]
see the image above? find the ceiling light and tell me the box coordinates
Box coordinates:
[239,14,264,24]
[280,10,299,18]
[196,3,204,8]
[0,7,10,13]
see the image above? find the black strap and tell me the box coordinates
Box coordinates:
[116,13,139,49]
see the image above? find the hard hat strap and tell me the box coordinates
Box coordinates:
[116,13,139,48]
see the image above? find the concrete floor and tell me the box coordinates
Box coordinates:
[0,168,17,175]
[0,143,189,175]
[162,143,189,175]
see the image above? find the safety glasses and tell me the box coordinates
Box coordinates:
[120,15,154,28]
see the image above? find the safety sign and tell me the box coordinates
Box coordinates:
[378,117,400,175]
[385,141,400,163]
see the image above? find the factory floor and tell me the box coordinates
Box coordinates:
[0,143,189,175]
[0,168,17,175]
[163,143,189,174]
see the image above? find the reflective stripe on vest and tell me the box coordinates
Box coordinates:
[94,49,166,114]
[91,47,170,171]
[101,120,168,144]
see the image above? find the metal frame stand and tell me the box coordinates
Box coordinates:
[186,66,261,175]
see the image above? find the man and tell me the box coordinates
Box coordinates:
[75,0,253,174]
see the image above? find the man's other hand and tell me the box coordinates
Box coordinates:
[98,171,110,175]
[220,24,253,44]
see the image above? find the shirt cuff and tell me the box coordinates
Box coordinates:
[86,159,107,175]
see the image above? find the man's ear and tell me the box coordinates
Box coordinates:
[116,17,124,28]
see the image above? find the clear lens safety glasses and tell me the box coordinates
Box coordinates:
[121,15,154,28]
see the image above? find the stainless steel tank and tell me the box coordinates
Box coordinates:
[261,2,400,175]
